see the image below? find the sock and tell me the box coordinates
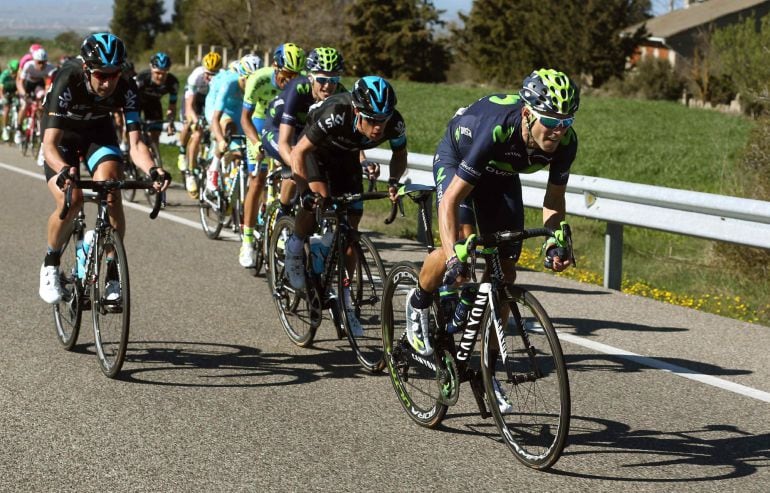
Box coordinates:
[44,247,61,267]
[410,283,432,309]
[243,226,255,244]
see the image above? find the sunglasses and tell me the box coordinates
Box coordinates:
[312,75,340,85]
[360,112,391,124]
[529,107,574,130]
[90,70,121,81]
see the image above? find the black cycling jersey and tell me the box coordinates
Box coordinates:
[303,92,407,153]
[42,60,142,133]
[445,94,578,187]
[135,69,179,107]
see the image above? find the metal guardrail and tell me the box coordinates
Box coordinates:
[364,147,770,290]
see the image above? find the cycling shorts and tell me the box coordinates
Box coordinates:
[433,135,524,261]
[182,93,206,123]
[305,149,364,215]
[23,80,45,97]
[43,124,122,181]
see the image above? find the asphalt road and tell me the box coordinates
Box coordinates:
[1,145,768,492]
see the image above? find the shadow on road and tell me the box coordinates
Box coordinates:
[551,416,769,482]
[554,317,688,336]
[69,340,383,387]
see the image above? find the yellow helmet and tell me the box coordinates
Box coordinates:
[202,51,223,72]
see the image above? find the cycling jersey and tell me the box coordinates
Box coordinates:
[135,69,179,127]
[204,70,243,132]
[41,60,141,177]
[185,66,214,97]
[242,67,281,121]
[1,69,17,93]
[303,92,407,153]
[443,94,576,186]
[20,60,55,84]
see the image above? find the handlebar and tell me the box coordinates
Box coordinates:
[466,224,575,266]
[59,177,170,220]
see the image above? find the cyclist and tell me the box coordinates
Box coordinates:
[38,33,170,304]
[178,51,222,196]
[284,76,407,331]
[0,59,19,141]
[261,47,347,227]
[16,47,55,145]
[204,54,262,194]
[134,52,179,159]
[404,68,579,364]
[237,42,305,268]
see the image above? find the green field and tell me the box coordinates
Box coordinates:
[160,76,767,325]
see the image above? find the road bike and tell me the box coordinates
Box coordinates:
[268,191,397,372]
[198,134,248,240]
[381,184,572,469]
[52,176,167,378]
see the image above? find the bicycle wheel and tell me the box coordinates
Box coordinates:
[381,262,448,428]
[53,228,82,350]
[198,187,226,239]
[268,216,317,347]
[480,287,570,470]
[91,228,130,378]
[121,157,138,202]
[260,202,281,277]
[339,233,386,372]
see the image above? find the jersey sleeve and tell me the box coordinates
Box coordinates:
[453,116,493,185]
[43,68,75,128]
[281,82,309,127]
[547,128,578,186]
[122,78,142,132]
[167,74,179,104]
[386,111,407,151]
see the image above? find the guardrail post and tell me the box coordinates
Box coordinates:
[604,222,623,290]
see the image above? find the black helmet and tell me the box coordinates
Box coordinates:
[351,76,397,117]
[80,33,127,70]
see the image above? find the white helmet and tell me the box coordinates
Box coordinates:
[236,54,262,78]
[32,48,48,62]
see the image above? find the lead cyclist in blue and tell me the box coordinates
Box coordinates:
[405,69,580,410]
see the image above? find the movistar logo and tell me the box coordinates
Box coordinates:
[489,94,520,106]
[436,166,447,184]
[297,82,310,95]
[492,125,515,143]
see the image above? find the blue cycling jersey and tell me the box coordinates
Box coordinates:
[205,70,243,131]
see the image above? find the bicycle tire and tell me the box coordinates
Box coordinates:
[198,188,226,239]
[381,261,448,428]
[268,216,317,347]
[122,158,138,202]
[339,233,386,373]
[92,228,131,378]
[480,287,570,470]
[53,229,82,350]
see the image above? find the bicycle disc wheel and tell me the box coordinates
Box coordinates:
[53,228,82,349]
[91,229,130,378]
[480,287,570,470]
[268,216,317,347]
[339,233,386,372]
[381,262,448,428]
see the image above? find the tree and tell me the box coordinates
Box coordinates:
[111,0,168,56]
[345,0,450,82]
[452,0,649,87]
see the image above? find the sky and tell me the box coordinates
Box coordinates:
[0,0,680,39]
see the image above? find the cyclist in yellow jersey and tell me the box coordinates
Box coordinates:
[237,43,304,268]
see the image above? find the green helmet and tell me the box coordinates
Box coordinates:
[306,47,344,73]
[274,43,305,73]
[8,59,19,72]
[519,68,580,115]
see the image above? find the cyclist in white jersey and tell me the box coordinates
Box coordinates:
[177,51,222,196]
[16,48,55,144]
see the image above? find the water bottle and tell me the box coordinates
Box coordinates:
[446,285,477,334]
[76,230,94,279]
[439,285,459,332]
[309,235,325,274]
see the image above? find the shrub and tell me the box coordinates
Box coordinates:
[600,58,684,101]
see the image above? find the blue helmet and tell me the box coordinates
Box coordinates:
[80,33,127,70]
[150,52,171,70]
[351,76,397,117]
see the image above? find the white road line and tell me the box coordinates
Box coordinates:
[3,160,768,403]
[557,332,770,403]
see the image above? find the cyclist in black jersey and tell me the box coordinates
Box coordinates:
[405,68,580,359]
[283,76,407,290]
[135,52,179,158]
[38,33,170,304]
